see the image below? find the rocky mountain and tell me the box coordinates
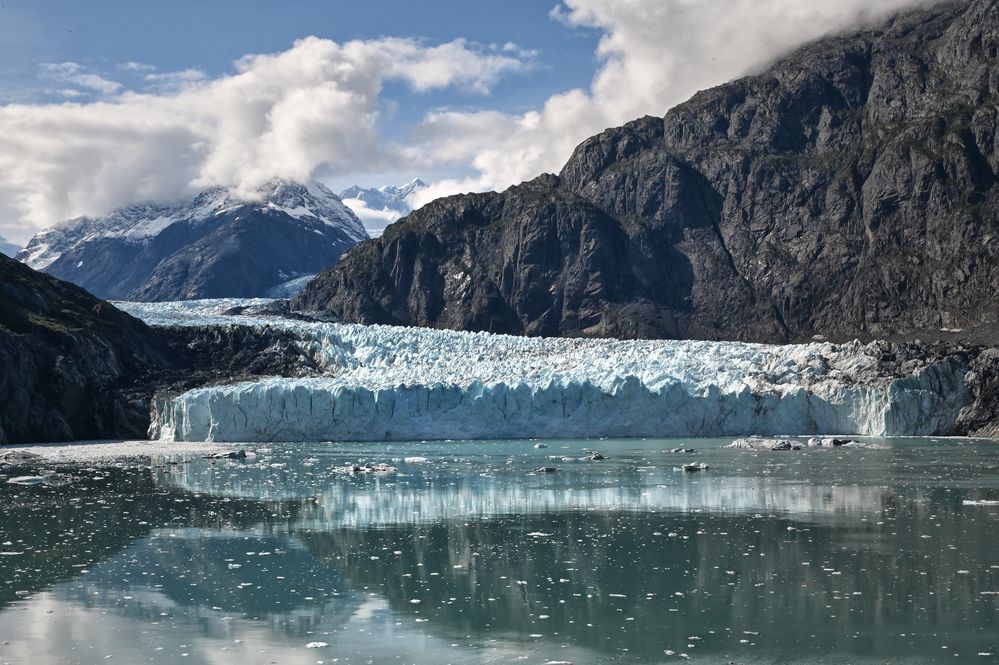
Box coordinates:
[296,0,999,344]
[0,236,19,257]
[339,179,427,237]
[0,252,178,443]
[18,180,368,301]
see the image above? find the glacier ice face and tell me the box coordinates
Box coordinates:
[120,299,971,443]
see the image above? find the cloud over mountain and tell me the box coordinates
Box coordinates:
[0,0,929,242]
[0,37,528,242]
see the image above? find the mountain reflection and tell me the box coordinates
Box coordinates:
[0,439,996,664]
[300,502,999,661]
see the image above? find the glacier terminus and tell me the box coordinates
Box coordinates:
[121,299,970,443]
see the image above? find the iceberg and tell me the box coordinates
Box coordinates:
[120,300,970,443]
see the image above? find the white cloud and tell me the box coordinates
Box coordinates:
[119,61,156,72]
[40,61,123,95]
[407,0,931,208]
[0,37,530,242]
[341,197,405,235]
[0,1,933,243]
[143,68,208,90]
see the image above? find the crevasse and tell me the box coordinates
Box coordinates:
[121,300,970,442]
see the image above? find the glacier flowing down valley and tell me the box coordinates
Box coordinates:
[120,300,970,442]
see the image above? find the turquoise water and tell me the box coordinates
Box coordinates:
[1,437,998,664]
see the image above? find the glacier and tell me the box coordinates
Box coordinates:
[120,299,971,443]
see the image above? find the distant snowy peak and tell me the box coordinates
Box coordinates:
[340,178,427,210]
[0,235,21,257]
[253,180,368,242]
[18,179,367,270]
[339,178,427,237]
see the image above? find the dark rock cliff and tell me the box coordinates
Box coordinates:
[0,253,177,443]
[296,0,999,344]
[0,257,326,444]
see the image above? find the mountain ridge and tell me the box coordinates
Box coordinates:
[295,0,999,344]
[18,179,368,301]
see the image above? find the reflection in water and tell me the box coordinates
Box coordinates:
[165,438,904,527]
[0,438,997,664]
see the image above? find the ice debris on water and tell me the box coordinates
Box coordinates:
[6,476,44,486]
[6,473,78,487]
[338,462,397,474]
[728,437,864,450]
[203,450,249,460]
[305,642,329,649]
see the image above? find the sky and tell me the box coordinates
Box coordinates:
[0,0,931,244]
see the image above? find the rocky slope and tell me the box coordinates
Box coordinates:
[0,253,178,443]
[296,0,999,344]
[0,259,329,444]
[19,180,367,301]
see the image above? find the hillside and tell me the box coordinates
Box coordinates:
[296,0,999,344]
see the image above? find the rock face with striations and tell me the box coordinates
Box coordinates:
[296,0,999,343]
[0,258,334,444]
[0,253,178,443]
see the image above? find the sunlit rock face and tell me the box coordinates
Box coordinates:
[295,0,999,346]
[122,300,973,442]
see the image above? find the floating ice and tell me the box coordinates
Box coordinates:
[6,476,44,486]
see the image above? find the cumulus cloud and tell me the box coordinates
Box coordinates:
[0,37,529,241]
[406,0,931,208]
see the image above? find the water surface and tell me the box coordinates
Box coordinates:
[1,437,998,664]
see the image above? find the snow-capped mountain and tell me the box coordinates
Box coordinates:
[0,235,20,257]
[17,180,368,301]
[339,178,426,237]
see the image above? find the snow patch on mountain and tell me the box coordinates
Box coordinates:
[120,299,970,443]
[339,178,426,237]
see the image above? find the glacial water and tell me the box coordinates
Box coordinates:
[1,437,998,664]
